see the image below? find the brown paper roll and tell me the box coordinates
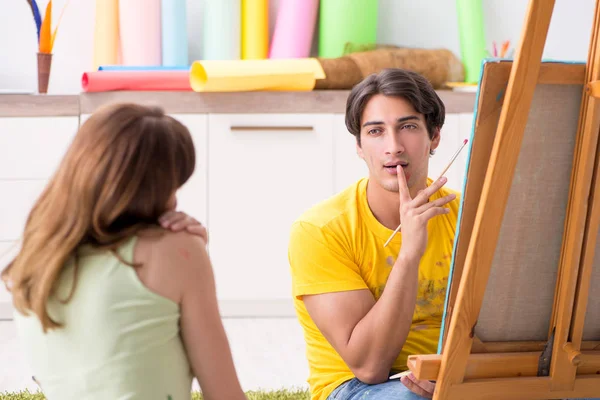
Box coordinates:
[37,52,53,94]
[316,48,464,90]
[315,57,362,90]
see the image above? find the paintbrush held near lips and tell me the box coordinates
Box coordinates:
[383,138,469,247]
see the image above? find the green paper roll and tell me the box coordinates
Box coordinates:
[318,0,378,59]
[456,0,487,83]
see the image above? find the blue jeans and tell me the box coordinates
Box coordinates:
[327,378,599,400]
[327,378,427,400]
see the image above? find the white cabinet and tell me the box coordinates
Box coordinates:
[333,114,368,193]
[0,242,19,318]
[0,116,78,319]
[170,114,209,225]
[206,114,335,301]
[0,110,472,318]
[0,180,48,242]
[0,117,78,179]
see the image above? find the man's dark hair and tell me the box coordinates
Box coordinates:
[345,69,445,153]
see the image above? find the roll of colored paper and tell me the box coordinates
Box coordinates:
[203,0,240,60]
[241,0,269,59]
[119,0,161,65]
[161,0,188,66]
[318,0,378,58]
[82,71,192,92]
[456,0,487,83]
[189,59,325,92]
[93,0,119,69]
[269,0,319,59]
[98,66,189,71]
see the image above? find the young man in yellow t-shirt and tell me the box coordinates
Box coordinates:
[288,69,461,400]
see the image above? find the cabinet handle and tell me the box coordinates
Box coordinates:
[230,126,314,132]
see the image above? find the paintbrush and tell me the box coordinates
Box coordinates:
[383,138,469,248]
[389,370,412,380]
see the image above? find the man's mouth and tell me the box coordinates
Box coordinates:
[384,162,408,173]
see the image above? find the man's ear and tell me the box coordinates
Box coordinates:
[430,128,441,152]
[356,140,364,160]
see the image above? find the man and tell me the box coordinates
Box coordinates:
[288,68,461,400]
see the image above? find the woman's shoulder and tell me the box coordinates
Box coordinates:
[133,228,210,304]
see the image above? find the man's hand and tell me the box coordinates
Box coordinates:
[400,372,435,398]
[159,211,208,244]
[396,166,455,259]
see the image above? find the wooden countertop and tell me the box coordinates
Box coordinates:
[0,90,476,117]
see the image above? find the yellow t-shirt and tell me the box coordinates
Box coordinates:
[288,178,460,400]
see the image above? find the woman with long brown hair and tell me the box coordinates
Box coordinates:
[1,103,247,400]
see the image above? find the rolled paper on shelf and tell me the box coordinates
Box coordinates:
[98,66,189,71]
[242,0,269,59]
[119,0,161,65]
[318,0,378,59]
[93,0,119,69]
[189,59,325,92]
[456,0,487,83]
[161,0,189,66]
[269,0,319,59]
[204,0,240,60]
[315,48,464,90]
[315,56,362,90]
[82,71,192,92]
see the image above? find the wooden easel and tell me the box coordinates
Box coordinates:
[407,1,600,399]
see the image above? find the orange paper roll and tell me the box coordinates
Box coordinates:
[82,71,192,92]
[93,0,119,69]
[242,0,269,59]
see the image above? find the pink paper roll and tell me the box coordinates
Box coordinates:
[119,0,162,65]
[269,0,319,59]
[82,71,192,92]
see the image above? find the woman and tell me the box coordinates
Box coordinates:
[1,103,247,400]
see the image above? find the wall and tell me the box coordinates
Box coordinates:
[0,0,595,94]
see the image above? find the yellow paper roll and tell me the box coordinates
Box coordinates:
[93,0,119,69]
[242,0,269,59]
[189,59,326,92]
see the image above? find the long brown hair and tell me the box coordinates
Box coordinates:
[1,103,195,331]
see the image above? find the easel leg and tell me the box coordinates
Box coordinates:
[433,1,556,399]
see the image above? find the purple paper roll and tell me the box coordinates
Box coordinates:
[269,0,319,59]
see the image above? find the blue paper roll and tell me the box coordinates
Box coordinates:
[203,0,240,60]
[98,66,190,71]
[161,0,189,66]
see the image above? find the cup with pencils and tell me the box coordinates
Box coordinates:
[25,0,68,93]
[491,40,514,59]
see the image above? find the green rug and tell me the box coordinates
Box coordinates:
[0,389,310,400]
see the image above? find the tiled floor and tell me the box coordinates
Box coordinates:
[0,317,310,394]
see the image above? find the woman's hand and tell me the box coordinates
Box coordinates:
[159,211,208,244]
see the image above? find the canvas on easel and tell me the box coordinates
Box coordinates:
[406,0,600,399]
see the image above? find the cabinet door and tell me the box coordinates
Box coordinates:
[333,114,368,193]
[0,241,19,319]
[0,117,78,179]
[0,180,48,241]
[170,114,208,225]
[207,114,334,301]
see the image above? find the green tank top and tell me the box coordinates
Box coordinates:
[13,236,193,400]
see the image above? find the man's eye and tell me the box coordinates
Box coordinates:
[403,124,417,130]
[368,128,382,135]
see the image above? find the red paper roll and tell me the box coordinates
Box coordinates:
[82,71,192,92]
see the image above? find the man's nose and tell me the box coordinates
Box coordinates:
[384,132,404,155]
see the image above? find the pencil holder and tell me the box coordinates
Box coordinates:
[37,52,53,94]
